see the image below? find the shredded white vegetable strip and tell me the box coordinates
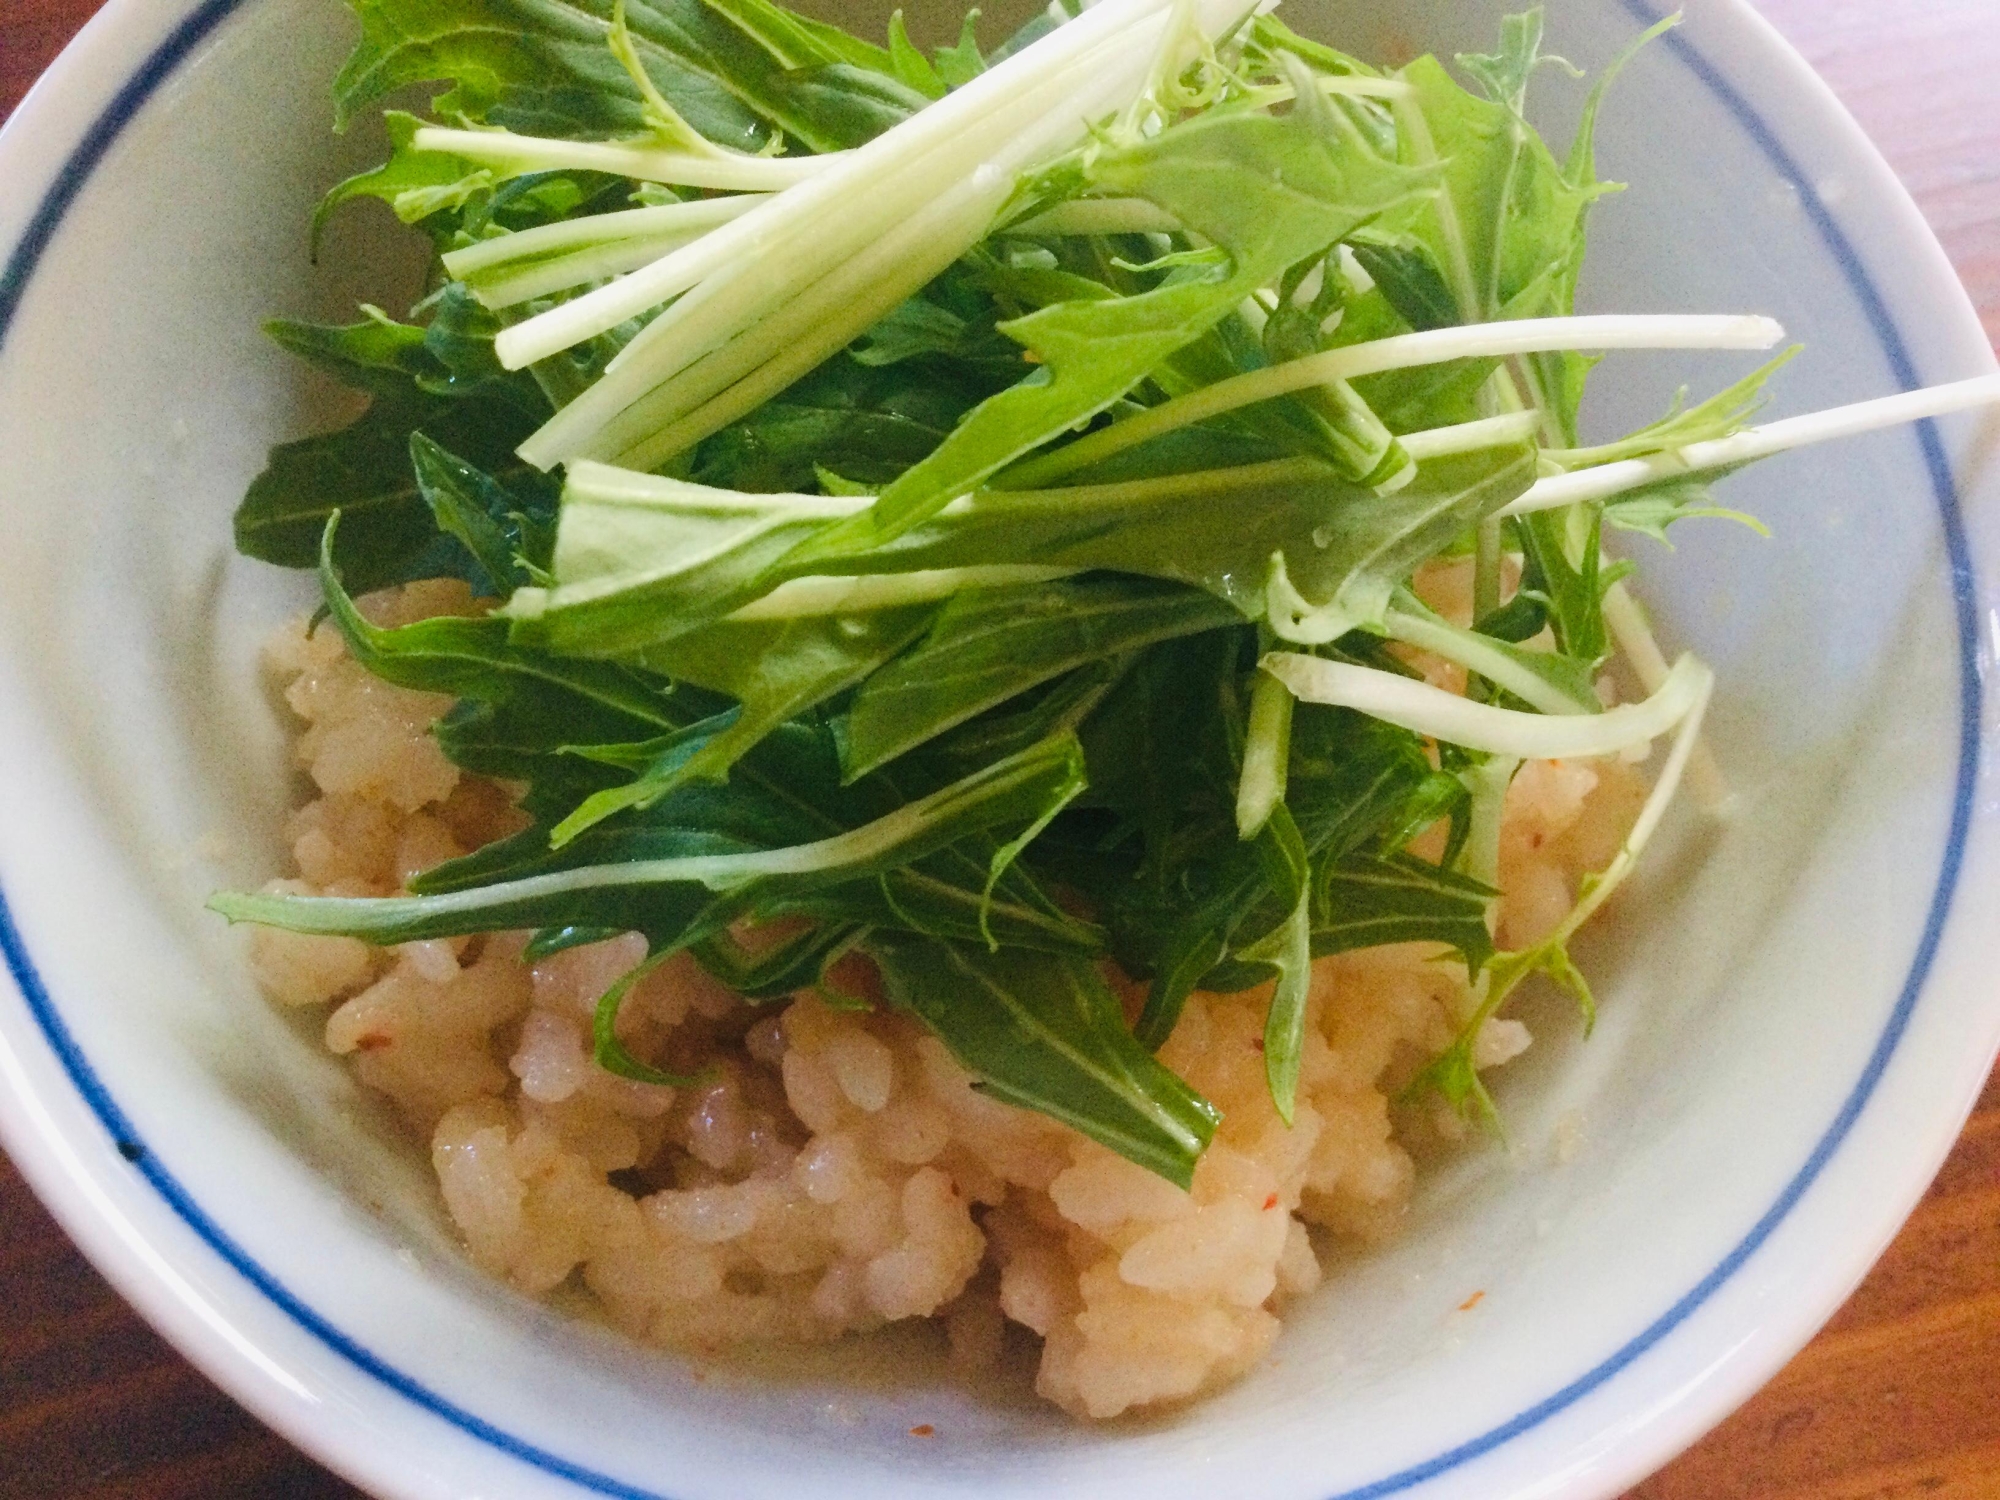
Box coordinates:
[441,196,765,277]
[494,0,1252,375]
[1397,411,1541,459]
[511,6,1264,470]
[1006,314,1786,485]
[467,233,716,310]
[1559,659,1716,936]
[726,566,1077,621]
[588,53,1104,384]
[1500,373,2000,517]
[1259,650,1712,759]
[412,125,835,191]
[601,174,1016,469]
[1377,607,1596,717]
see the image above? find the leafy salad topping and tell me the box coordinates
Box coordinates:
[214,0,2000,1186]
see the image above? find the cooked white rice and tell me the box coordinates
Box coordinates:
[247,572,1643,1419]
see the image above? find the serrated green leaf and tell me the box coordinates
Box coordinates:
[1602,475,1767,544]
[840,575,1239,780]
[332,0,921,152]
[315,111,494,249]
[885,11,947,99]
[517,441,1535,659]
[212,731,1094,948]
[317,515,683,727]
[409,432,559,594]
[1233,807,1312,1121]
[932,10,986,88]
[871,934,1218,1188]
[1313,851,1494,971]
[1517,503,1610,666]
[1556,349,1798,471]
[553,603,939,842]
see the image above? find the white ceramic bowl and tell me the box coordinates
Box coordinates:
[3,1,1998,1496]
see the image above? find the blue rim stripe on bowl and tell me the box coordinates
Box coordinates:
[0,2,1980,1496]
[0,0,242,342]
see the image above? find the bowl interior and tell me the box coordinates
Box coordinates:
[0,2,1995,1498]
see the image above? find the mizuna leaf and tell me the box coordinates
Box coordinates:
[409,433,559,593]
[514,443,1535,656]
[332,0,923,151]
[317,515,683,726]
[870,934,1219,1188]
[552,603,939,843]
[840,575,1239,779]
[1313,852,1494,972]
[211,732,1093,946]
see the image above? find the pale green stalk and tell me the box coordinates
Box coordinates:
[614,334,1548,481]
[1118,0,1202,137]
[545,413,1534,575]
[1389,87,1481,323]
[442,198,765,278]
[1432,673,1714,1109]
[726,566,1076,620]
[1235,669,1293,838]
[469,230,713,310]
[494,0,1241,372]
[592,174,1015,469]
[1458,754,1519,889]
[1238,74,1413,108]
[1472,520,1502,622]
[1378,606,1593,717]
[1398,411,1540,459]
[1259,650,1710,759]
[1002,314,1785,486]
[1452,752,1516,1057]
[584,74,1064,388]
[411,125,833,191]
[516,174,991,466]
[512,13,1210,466]
[212,743,1070,929]
[1555,662,1714,935]
[589,37,1109,386]
[1497,373,2000,516]
[1600,582,1731,813]
[562,460,865,516]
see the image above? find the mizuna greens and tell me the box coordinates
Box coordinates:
[215,0,2000,1187]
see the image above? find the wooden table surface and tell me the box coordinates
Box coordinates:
[2,1,1997,1495]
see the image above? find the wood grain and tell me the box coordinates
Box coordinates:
[0,2,1995,1496]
